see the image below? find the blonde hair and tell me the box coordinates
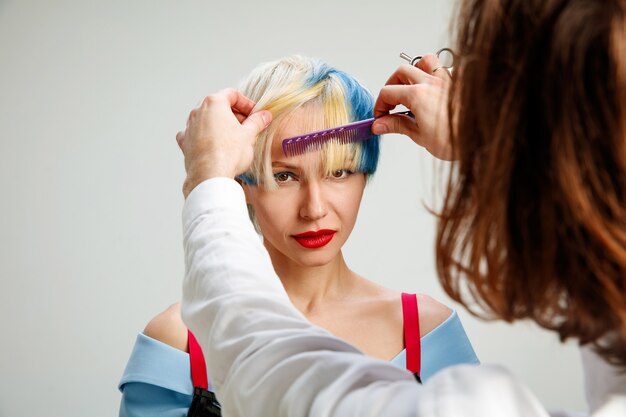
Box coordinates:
[238,55,380,189]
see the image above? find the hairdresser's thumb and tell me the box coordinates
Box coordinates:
[372,114,418,139]
[242,110,272,137]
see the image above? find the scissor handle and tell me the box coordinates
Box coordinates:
[399,52,422,66]
[435,48,455,69]
[399,48,455,69]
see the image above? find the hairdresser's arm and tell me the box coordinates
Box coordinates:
[372,54,454,160]
[178,90,547,417]
[181,179,550,417]
[182,178,419,416]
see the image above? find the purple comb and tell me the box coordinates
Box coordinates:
[282,110,413,157]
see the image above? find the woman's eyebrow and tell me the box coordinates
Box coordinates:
[271,161,301,170]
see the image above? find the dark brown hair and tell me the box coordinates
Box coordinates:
[437,0,626,367]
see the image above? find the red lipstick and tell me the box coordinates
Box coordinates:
[292,229,336,249]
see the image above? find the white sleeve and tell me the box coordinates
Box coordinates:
[180,178,550,417]
[581,345,626,415]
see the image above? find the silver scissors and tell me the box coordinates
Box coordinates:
[399,48,455,71]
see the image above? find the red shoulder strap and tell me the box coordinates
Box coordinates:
[188,330,209,389]
[401,293,421,375]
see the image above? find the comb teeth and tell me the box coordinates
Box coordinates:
[281,110,412,157]
[282,119,375,157]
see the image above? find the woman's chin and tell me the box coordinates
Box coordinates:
[289,250,340,268]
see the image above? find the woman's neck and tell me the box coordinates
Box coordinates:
[266,246,358,316]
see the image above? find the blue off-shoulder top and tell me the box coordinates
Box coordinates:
[118,309,479,417]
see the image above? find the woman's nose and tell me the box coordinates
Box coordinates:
[299,181,328,221]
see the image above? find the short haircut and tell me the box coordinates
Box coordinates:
[238,55,379,189]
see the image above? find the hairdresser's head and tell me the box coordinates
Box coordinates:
[237,56,379,267]
[437,0,626,366]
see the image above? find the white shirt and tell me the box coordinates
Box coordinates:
[181,178,626,417]
[582,346,626,416]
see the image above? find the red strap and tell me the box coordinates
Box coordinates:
[188,330,209,389]
[401,293,421,375]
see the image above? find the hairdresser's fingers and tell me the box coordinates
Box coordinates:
[234,111,247,123]
[373,112,452,160]
[417,54,452,84]
[371,113,419,138]
[414,54,438,73]
[186,108,195,128]
[176,130,185,151]
[373,82,453,160]
[381,64,432,89]
[188,89,255,133]
[184,91,254,143]
[374,71,444,118]
[199,88,270,135]
[374,84,422,117]
[209,88,256,116]
[196,89,257,125]
[241,110,272,136]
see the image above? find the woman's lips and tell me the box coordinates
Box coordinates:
[292,229,336,249]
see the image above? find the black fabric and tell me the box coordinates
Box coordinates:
[413,372,422,384]
[187,387,221,417]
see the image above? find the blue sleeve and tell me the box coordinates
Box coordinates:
[118,333,195,417]
[420,310,480,382]
[119,383,190,417]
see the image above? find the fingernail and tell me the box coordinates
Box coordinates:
[372,122,387,134]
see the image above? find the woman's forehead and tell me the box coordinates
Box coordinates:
[265,103,360,174]
[269,107,327,164]
[269,135,323,171]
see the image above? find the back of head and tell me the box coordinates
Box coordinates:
[438,0,626,367]
[238,55,380,188]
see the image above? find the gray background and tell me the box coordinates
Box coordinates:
[0,1,584,416]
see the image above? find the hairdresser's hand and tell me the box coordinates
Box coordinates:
[176,89,272,198]
[372,54,453,160]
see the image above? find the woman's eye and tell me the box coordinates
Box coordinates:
[274,172,296,183]
[330,169,352,179]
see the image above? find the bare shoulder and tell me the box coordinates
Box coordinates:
[349,276,403,328]
[143,302,189,352]
[416,294,453,336]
